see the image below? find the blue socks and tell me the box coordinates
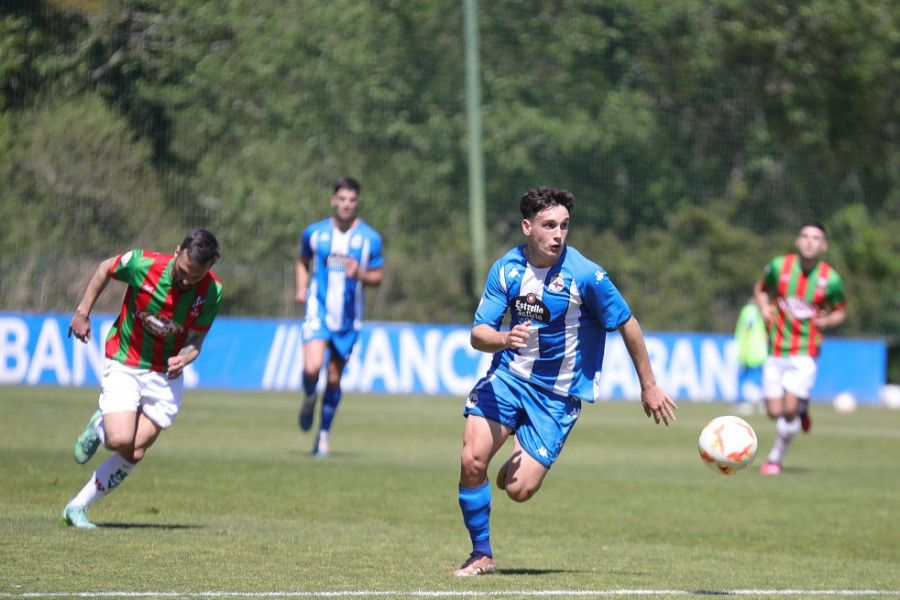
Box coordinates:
[302,375,318,397]
[459,481,493,557]
[320,387,342,432]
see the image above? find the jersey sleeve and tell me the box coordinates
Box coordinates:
[366,230,385,270]
[473,260,509,329]
[760,256,782,292]
[108,249,143,285]
[581,268,632,331]
[299,226,315,260]
[826,269,847,311]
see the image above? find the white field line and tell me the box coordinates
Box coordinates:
[2,591,900,598]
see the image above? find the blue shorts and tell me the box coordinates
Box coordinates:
[464,369,582,469]
[301,318,360,362]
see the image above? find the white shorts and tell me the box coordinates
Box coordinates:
[98,359,183,430]
[762,355,818,400]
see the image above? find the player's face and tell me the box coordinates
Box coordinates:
[796,225,828,261]
[171,247,212,291]
[331,188,360,226]
[522,204,570,268]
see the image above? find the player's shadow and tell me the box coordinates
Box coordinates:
[95,523,203,530]
[290,450,362,459]
[779,466,810,475]
[500,568,581,576]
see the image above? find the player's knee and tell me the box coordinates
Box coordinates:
[104,432,133,453]
[505,480,541,503]
[459,453,488,484]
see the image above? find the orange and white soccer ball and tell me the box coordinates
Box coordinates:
[698,415,758,475]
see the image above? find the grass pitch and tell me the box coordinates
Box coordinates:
[1,386,898,599]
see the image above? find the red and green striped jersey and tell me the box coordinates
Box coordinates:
[104,249,223,371]
[760,253,846,358]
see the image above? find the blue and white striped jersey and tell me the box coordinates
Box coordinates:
[300,218,384,333]
[473,244,631,402]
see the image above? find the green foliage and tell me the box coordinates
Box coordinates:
[2,0,900,354]
[0,95,171,313]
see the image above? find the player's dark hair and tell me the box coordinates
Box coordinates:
[801,220,827,236]
[334,176,361,196]
[181,228,221,266]
[520,186,575,220]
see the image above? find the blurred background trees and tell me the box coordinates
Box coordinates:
[3,0,900,372]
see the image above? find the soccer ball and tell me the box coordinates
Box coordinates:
[832,392,857,414]
[698,415,758,475]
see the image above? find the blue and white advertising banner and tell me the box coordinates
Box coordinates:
[0,313,886,403]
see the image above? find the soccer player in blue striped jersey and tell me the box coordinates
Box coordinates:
[295,176,384,457]
[452,186,677,576]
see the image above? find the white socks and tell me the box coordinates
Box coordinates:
[767,416,802,464]
[95,418,107,447]
[69,453,137,509]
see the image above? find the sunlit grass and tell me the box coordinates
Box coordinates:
[1,387,898,599]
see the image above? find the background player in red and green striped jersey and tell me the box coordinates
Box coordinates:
[752,221,846,476]
[61,229,223,528]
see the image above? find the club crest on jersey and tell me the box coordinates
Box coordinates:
[189,296,205,317]
[466,390,479,409]
[512,293,550,323]
[548,273,566,292]
[351,235,363,249]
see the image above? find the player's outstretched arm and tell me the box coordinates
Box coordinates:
[618,315,677,426]
[68,256,117,343]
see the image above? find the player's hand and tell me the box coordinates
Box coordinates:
[642,384,677,426]
[166,355,187,379]
[343,256,361,279]
[68,312,91,343]
[506,320,532,350]
[295,288,307,306]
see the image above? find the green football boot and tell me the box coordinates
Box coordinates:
[61,504,97,529]
[74,409,102,465]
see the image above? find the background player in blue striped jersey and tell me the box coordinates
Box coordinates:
[452,186,677,576]
[294,176,384,457]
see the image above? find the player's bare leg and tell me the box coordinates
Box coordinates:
[299,339,328,431]
[497,437,548,502]
[454,415,510,576]
[760,393,801,475]
[313,354,347,457]
[63,410,161,528]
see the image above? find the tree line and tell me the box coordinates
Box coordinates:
[3,0,900,376]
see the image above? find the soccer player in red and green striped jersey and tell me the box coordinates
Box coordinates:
[753,221,846,475]
[61,229,223,528]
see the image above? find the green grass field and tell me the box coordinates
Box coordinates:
[1,386,898,600]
